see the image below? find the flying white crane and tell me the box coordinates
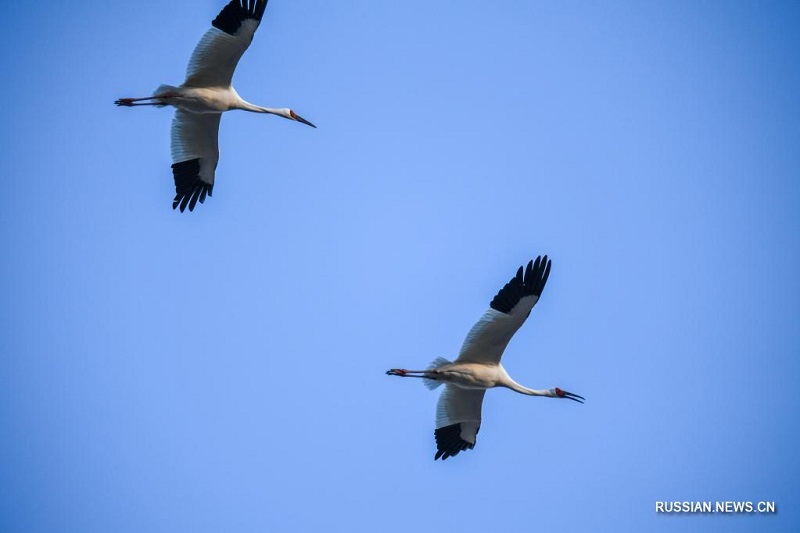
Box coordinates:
[387,256,584,460]
[115,0,316,212]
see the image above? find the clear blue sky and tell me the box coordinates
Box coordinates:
[1,1,798,531]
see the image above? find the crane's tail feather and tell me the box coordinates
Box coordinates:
[152,84,179,107]
[423,378,443,390]
[423,357,452,390]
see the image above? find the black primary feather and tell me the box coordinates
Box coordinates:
[434,423,477,461]
[489,255,552,314]
[212,0,268,35]
[171,159,213,213]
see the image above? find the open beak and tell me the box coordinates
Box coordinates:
[562,390,585,403]
[294,113,316,128]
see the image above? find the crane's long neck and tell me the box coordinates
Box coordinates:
[237,100,287,117]
[501,373,553,397]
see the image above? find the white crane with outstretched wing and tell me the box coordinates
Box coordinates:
[116,0,315,212]
[388,256,584,460]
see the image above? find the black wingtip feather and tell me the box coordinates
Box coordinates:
[212,0,268,35]
[171,159,212,213]
[489,255,552,314]
[434,423,476,461]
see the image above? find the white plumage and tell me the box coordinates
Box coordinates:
[185,20,261,88]
[170,111,221,188]
[435,386,485,453]
[388,256,584,460]
[116,0,315,212]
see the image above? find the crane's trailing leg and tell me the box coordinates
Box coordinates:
[114,92,180,107]
[115,101,163,107]
[387,368,446,390]
[115,97,144,106]
[386,368,429,377]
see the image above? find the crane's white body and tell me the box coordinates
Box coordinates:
[159,86,249,114]
[388,256,584,460]
[427,361,554,393]
[116,0,314,212]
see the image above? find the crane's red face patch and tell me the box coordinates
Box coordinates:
[555,387,564,397]
[289,110,297,120]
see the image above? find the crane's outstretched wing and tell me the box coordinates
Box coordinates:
[170,110,221,212]
[434,385,486,460]
[184,0,269,87]
[455,256,551,365]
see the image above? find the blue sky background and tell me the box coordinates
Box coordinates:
[1,1,799,531]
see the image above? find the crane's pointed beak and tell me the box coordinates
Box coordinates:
[562,390,585,403]
[293,113,316,128]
